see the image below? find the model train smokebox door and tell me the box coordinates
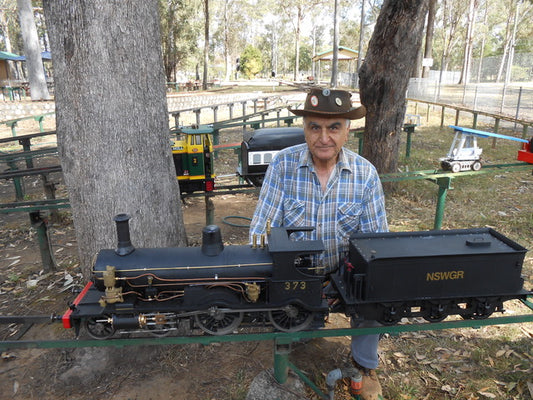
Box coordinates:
[346,228,527,302]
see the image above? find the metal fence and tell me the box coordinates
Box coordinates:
[407,79,533,124]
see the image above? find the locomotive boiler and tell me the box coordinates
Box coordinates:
[61,215,531,339]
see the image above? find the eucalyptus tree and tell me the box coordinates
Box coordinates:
[435,0,469,85]
[422,0,437,78]
[278,0,326,81]
[495,0,531,83]
[43,0,186,275]
[0,0,18,78]
[458,0,479,84]
[211,0,250,81]
[159,0,201,82]
[359,0,430,175]
[17,0,49,99]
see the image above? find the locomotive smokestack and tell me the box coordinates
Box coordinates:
[201,225,224,256]
[114,214,135,256]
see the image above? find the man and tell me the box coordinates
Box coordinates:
[249,88,388,400]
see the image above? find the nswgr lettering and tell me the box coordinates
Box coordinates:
[426,270,465,281]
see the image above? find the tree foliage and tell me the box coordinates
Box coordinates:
[2,0,532,86]
[159,0,201,82]
[239,44,262,78]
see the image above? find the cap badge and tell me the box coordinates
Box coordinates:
[322,89,331,96]
[310,95,319,107]
[335,97,343,106]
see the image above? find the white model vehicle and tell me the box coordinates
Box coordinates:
[440,126,532,173]
[440,126,484,172]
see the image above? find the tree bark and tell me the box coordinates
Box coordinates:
[359,0,429,175]
[330,0,339,88]
[43,0,186,275]
[203,0,209,90]
[422,0,436,78]
[17,0,50,100]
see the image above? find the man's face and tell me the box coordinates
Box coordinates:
[303,116,350,165]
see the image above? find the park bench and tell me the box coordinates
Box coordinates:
[0,131,60,201]
[1,113,55,136]
[0,131,66,272]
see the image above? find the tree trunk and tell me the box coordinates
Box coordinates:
[359,0,429,175]
[0,10,18,80]
[42,0,186,275]
[203,0,209,90]
[17,0,50,100]
[422,0,436,78]
[458,0,477,85]
[330,0,339,88]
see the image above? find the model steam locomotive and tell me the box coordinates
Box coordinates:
[61,214,531,338]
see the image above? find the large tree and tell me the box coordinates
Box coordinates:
[42,0,186,275]
[359,0,429,174]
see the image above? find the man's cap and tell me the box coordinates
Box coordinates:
[289,88,366,120]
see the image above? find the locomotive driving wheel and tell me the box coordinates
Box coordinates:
[195,306,244,335]
[268,304,314,332]
[85,315,115,339]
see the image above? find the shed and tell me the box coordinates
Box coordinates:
[312,46,360,83]
[0,51,24,81]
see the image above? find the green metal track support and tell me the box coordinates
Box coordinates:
[433,177,452,230]
[1,301,531,398]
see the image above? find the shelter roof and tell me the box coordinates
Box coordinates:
[0,51,24,61]
[312,46,359,62]
[10,51,52,61]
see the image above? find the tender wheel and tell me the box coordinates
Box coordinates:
[377,304,402,326]
[85,315,115,339]
[470,301,495,320]
[195,307,244,335]
[451,162,461,173]
[461,299,496,320]
[268,304,314,332]
[471,161,482,171]
[423,303,448,323]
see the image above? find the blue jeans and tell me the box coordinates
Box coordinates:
[350,319,381,370]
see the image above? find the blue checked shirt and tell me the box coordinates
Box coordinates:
[250,143,388,273]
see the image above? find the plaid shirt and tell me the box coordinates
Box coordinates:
[250,143,388,273]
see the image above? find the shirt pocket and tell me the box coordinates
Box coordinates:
[283,198,306,240]
[337,203,362,239]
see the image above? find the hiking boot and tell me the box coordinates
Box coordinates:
[350,357,384,400]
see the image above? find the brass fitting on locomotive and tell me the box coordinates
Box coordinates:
[245,283,260,302]
[251,233,267,249]
[99,265,124,307]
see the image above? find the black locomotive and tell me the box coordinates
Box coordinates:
[61,215,531,338]
[237,127,305,186]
